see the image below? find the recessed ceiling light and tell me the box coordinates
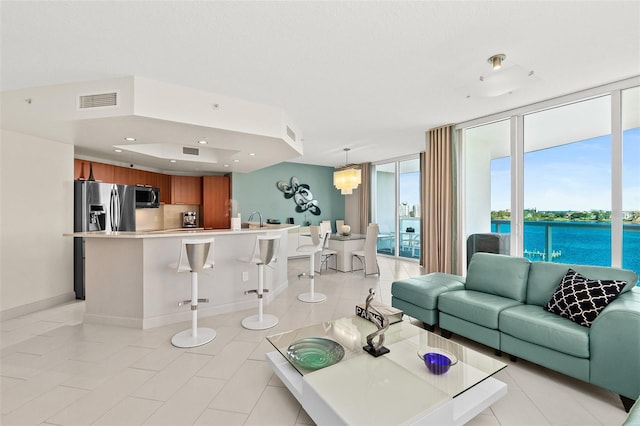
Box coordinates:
[249,153,255,156]
[124,137,136,142]
[113,149,123,153]
[488,53,506,70]
[233,159,240,163]
[170,159,177,163]
[197,140,208,145]
[223,164,229,168]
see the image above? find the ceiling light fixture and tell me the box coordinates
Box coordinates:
[488,53,506,70]
[113,148,123,153]
[197,140,208,145]
[124,137,136,142]
[249,153,255,156]
[170,159,177,163]
[333,148,361,195]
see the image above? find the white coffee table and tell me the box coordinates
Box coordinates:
[266,315,507,425]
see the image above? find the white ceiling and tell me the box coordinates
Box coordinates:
[2,1,639,173]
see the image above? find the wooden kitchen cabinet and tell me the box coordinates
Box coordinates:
[203,176,231,229]
[171,175,202,205]
[74,161,115,183]
[74,159,88,180]
[112,165,133,185]
[73,159,195,205]
[156,173,172,204]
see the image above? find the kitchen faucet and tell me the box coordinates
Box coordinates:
[247,211,263,227]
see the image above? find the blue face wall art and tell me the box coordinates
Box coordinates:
[276,177,321,216]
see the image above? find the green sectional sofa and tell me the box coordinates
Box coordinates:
[391,252,640,411]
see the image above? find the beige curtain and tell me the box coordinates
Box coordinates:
[425,125,456,273]
[358,162,371,234]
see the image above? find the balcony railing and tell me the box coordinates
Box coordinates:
[491,219,640,273]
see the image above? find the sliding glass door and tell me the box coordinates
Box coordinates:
[373,157,421,260]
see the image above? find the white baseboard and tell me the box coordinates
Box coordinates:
[85,280,290,330]
[0,292,77,321]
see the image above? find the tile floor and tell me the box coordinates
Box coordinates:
[1,256,629,425]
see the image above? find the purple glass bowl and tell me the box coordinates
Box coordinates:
[423,352,452,375]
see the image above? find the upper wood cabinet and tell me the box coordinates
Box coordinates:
[171,175,203,205]
[74,159,87,180]
[156,173,172,204]
[74,159,200,206]
[112,165,133,186]
[74,160,114,183]
[203,176,231,229]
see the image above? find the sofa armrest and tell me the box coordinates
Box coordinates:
[590,288,640,400]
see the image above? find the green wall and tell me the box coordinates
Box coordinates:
[231,162,345,228]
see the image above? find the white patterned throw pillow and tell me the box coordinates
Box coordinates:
[544,269,627,327]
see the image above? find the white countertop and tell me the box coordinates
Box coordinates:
[66,224,298,238]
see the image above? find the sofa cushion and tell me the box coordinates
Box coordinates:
[465,253,531,302]
[438,290,521,329]
[527,262,639,307]
[391,273,465,310]
[544,269,627,327]
[500,304,590,358]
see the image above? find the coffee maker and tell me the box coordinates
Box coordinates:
[182,211,197,228]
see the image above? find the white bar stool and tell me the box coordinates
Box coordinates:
[171,238,216,348]
[241,234,280,330]
[296,225,327,303]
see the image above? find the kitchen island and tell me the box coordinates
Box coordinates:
[68,225,297,329]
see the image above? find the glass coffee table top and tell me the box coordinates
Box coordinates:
[267,315,507,398]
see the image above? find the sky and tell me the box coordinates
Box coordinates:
[399,171,420,209]
[491,128,640,211]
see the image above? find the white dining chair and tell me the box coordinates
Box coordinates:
[351,223,380,276]
[318,221,337,273]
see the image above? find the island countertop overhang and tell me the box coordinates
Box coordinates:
[66,223,299,238]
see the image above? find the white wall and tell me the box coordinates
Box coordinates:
[1,129,75,318]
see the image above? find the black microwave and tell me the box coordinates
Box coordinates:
[135,186,160,208]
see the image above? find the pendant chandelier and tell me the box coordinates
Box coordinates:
[333,148,361,195]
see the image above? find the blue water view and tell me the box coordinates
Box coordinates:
[491,221,640,275]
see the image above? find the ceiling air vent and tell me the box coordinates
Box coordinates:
[286,126,296,142]
[78,92,118,109]
[183,147,199,156]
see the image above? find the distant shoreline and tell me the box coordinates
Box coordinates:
[492,210,640,224]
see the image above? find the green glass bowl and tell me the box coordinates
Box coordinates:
[286,337,345,370]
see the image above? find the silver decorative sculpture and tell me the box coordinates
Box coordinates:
[276,177,322,216]
[362,288,390,357]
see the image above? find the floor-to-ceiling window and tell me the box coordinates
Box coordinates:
[458,79,640,274]
[622,86,640,271]
[372,157,421,260]
[522,96,612,266]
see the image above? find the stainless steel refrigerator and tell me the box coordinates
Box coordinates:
[74,181,136,299]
